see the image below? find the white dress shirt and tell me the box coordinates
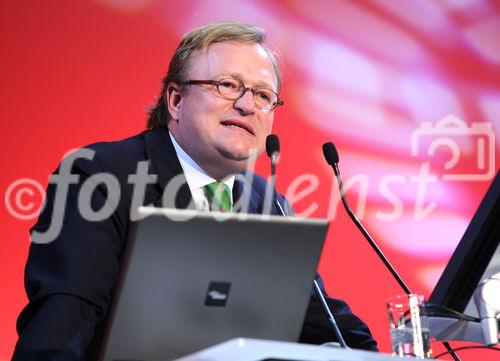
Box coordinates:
[169,132,235,211]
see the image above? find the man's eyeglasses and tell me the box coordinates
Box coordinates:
[181,78,284,112]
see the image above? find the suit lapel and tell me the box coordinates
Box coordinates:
[143,127,194,209]
[233,173,262,214]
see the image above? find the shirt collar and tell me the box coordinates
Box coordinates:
[169,131,235,192]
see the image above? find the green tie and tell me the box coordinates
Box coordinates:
[203,182,232,212]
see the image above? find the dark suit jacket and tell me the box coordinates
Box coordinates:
[13,127,377,360]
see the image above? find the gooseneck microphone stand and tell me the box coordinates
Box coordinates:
[266,134,286,216]
[322,142,460,360]
[266,135,348,349]
[322,143,411,294]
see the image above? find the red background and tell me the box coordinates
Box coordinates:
[1,1,499,359]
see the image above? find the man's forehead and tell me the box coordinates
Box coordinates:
[188,42,278,88]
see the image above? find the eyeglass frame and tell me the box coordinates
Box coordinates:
[179,78,284,111]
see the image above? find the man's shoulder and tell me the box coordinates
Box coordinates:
[84,129,150,163]
[63,128,168,177]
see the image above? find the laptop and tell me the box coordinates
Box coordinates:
[98,207,329,361]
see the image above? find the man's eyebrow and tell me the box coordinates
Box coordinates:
[216,72,276,90]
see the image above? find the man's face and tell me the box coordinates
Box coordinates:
[167,41,278,179]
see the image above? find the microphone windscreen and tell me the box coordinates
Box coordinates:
[266,134,280,157]
[322,142,339,165]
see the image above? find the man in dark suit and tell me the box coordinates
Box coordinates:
[13,21,377,360]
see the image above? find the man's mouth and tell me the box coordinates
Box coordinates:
[220,119,255,135]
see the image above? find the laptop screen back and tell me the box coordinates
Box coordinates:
[99,208,329,361]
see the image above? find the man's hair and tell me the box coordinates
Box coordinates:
[146,20,281,129]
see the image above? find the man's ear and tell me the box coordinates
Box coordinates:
[166,83,183,121]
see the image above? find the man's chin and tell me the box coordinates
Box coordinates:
[219,145,261,160]
[217,147,260,172]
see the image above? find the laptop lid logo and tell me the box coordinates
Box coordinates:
[205,282,231,307]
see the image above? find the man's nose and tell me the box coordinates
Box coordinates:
[233,89,255,114]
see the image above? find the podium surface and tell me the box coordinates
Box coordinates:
[174,338,423,361]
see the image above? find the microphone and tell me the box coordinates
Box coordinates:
[266,134,280,167]
[265,134,286,216]
[322,142,339,166]
[322,142,461,359]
